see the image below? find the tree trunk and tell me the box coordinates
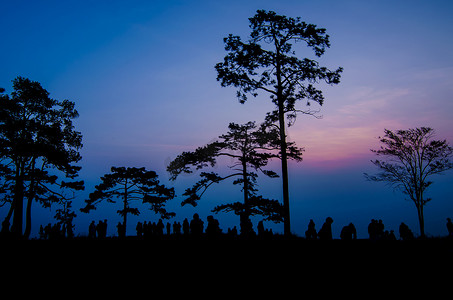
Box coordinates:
[11,163,25,238]
[1,203,14,233]
[416,204,425,238]
[241,157,252,235]
[242,158,249,213]
[278,102,290,235]
[11,182,24,237]
[276,48,291,236]
[123,180,128,235]
[24,162,36,239]
[23,194,33,238]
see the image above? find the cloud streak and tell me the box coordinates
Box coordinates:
[289,79,452,169]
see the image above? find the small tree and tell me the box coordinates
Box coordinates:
[215,10,342,234]
[167,121,303,235]
[81,167,175,234]
[365,127,453,237]
[54,200,77,238]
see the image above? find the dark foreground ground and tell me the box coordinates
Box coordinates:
[2,236,452,290]
[3,235,452,264]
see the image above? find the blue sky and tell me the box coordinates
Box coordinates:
[1,0,453,237]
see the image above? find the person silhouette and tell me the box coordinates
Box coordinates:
[173,221,182,235]
[447,218,453,238]
[377,219,385,239]
[136,222,143,237]
[166,222,171,235]
[257,220,265,237]
[399,222,414,240]
[100,219,108,238]
[305,219,317,240]
[182,218,190,235]
[89,221,96,239]
[388,230,396,240]
[206,215,221,238]
[96,221,103,238]
[156,219,164,236]
[190,213,204,238]
[318,217,333,240]
[368,219,378,240]
[117,222,126,238]
[340,223,357,240]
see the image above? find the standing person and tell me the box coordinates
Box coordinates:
[446,218,453,238]
[305,219,317,240]
[89,221,96,239]
[97,219,108,238]
[190,213,204,238]
[318,217,333,240]
[377,219,385,240]
[173,221,181,235]
[368,219,377,240]
[182,218,190,236]
[206,215,221,238]
[156,219,164,236]
[117,222,125,238]
[96,221,103,238]
[166,222,171,235]
[136,222,143,237]
[257,220,265,237]
[102,220,108,238]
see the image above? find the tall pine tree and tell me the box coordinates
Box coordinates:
[215,10,342,234]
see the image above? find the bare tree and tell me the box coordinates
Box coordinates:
[365,127,453,237]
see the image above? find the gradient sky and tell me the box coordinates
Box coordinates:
[1,0,453,238]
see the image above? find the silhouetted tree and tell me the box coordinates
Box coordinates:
[0,77,84,238]
[215,10,343,234]
[167,121,302,235]
[365,127,453,237]
[54,200,77,238]
[81,167,175,235]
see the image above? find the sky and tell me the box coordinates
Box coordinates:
[1,0,453,238]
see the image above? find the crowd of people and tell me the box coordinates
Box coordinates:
[88,220,108,239]
[38,223,74,240]
[305,217,433,241]
[34,214,453,241]
[132,214,217,239]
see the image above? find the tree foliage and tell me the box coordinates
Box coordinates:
[168,121,303,234]
[365,127,453,236]
[0,77,84,238]
[216,10,342,121]
[215,10,342,235]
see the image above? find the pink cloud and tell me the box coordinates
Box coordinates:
[286,86,426,170]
